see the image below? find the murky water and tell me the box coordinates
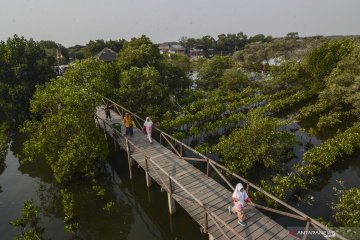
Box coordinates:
[0,139,207,240]
[279,122,360,225]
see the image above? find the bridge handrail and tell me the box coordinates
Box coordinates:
[95,112,242,239]
[99,98,347,240]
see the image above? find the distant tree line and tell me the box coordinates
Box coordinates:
[178,32,304,55]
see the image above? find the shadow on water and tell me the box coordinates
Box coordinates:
[0,133,207,240]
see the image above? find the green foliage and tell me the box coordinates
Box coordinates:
[163,54,192,94]
[234,41,272,65]
[285,32,299,40]
[115,35,192,116]
[258,43,360,195]
[332,188,360,227]
[102,201,115,215]
[196,56,235,90]
[21,58,113,183]
[256,174,305,204]
[0,35,55,125]
[234,38,301,65]
[302,38,356,82]
[10,200,43,240]
[216,32,248,52]
[118,66,169,117]
[163,39,360,207]
[60,189,79,233]
[248,34,268,43]
[161,87,261,139]
[116,35,162,72]
[67,45,89,60]
[67,39,127,60]
[297,45,360,135]
[297,122,360,181]
[182,34,252,55]
[38,40,69,64]
[86,40,107,56]
[220,68,251,91]
[92,185,106,197]
[0,122,9,173]
[213,114,296,175]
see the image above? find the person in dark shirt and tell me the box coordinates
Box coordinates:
[104,102,113,121]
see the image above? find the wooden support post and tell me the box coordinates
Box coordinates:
[246,182,249,193]
[167,177,176,214]
[180,144,183,157]
[103,121,108,140]
[160,133,162,145]
[206,158,210,177]
[145,157,152,187]
[146,187,151,202]
[302,219,310,240]
[126,139,133,180]
[169,213,174,233]
[204,208,208,233]
[113,136,118,151]
[167,192,176,214]
[95,116,100,128]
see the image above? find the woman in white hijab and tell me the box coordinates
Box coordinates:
[142,117,154,143]
[229,183,252,226]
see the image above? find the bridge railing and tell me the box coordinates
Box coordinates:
[100,97,347,240]
[94,108,243,239]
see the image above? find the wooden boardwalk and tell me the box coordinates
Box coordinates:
[95,106,299,240]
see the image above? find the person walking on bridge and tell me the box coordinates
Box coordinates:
[142,117,154,144]
[229,183,252,226]
[124,112,134,137]
[104,102,113,121]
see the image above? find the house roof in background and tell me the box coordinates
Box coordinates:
[94,47,117,62]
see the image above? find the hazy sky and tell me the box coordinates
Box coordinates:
[1,0,359,46]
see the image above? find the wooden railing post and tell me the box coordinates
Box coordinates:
[302,219,310,240]
[204,208,208,233]
[167,177,176,214]
[206,158,210,177]
[180,144,183,157]
[95,115,100,128]
[169,177,172,195]
[126,139,133,180]
[160,133,162,145]
[246,182,250,193]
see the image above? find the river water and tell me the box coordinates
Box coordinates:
[0,138,207,240]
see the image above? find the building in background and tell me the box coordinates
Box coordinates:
[158,42,186,55]
[94,47,117,62]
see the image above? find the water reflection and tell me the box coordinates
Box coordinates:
[0,129,9,193]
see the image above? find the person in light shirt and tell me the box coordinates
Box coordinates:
[142,117,155,144]
[228,183,252,226]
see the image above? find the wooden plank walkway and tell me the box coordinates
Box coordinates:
[95,106,298,240]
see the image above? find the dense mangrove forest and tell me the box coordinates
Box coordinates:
[0,33,359,239]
